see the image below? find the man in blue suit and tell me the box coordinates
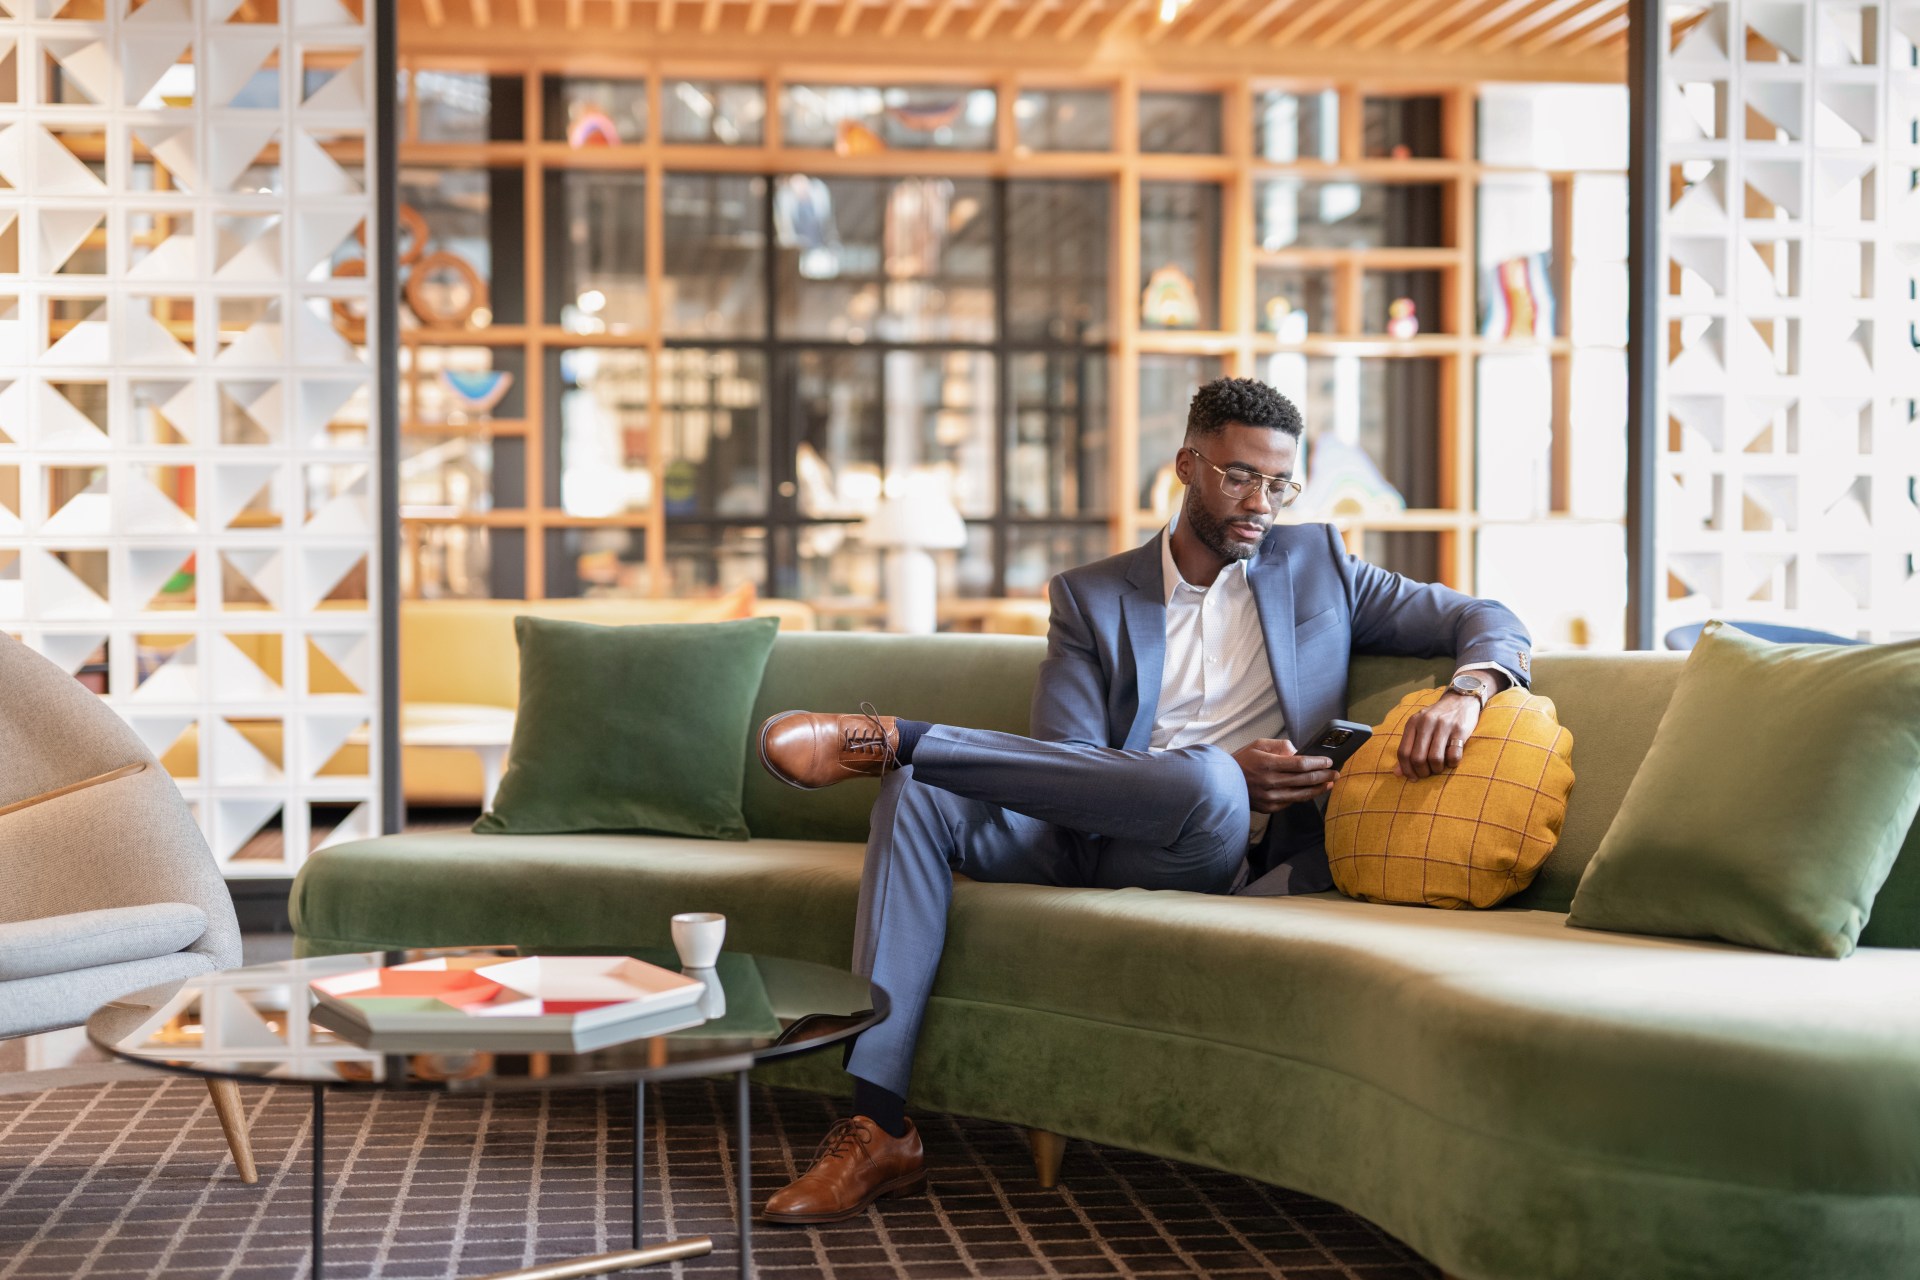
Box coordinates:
[756,378,1532,1223]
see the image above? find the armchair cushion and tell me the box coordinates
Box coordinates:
[0,903,209,981]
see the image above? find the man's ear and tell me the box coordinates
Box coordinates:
[1173,443,1193,486]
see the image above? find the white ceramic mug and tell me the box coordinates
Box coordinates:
[671,912,726,969]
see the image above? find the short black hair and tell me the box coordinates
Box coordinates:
[1184,377,1303,441]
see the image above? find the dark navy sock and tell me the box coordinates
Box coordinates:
[893,719,930,766]
[852,1076,910,1137]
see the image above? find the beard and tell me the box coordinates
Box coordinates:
[1182,487,1268,563]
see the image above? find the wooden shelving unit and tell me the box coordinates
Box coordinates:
[393,55,1623,604]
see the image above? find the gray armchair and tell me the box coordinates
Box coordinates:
[0,633,256,1180]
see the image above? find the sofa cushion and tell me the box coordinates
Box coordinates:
[1568,623,1920,958]
[476,615,779,840]
[0,903,208,981]
[294,831,1920,1198]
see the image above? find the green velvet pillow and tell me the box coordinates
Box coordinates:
[473,615,779,841]
[1568,622,1920,958]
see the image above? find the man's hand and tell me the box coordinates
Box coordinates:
[1233,738,1337,814]
[1397,693,1483,779]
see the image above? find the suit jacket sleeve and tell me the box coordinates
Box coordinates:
[1030,571,1112,746]
[1327,524,1534,687]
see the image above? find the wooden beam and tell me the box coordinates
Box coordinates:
[421,0,446,26]
[564,0,581,25]
[1100,0,1146,38]
[969,0,1009,36]
[1394,0,1485,50]
[794,0,819,31]
[1524,0,1622,52]
[704,0,725,29]
[470,0,491,27]
[1228,0,1298,45]
[614,0,632,24]
[881,0,914,33]
[1269,0,1347,44]
[747,0,771,30]
[1310,0,1398,46]
[516,0,534,27]
[924,0,963,36]
[1481,0,1594,49]
[1011,0,1053,37]
[836,0,864,34]
[1054,0,1104,38]
[1352,0,1450,46]
[1181,0,1250,42]
[659,0,675,28]
[1436,0,1538,50]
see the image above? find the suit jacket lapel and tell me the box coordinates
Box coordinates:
[1119,536,1166,751]
[1248,540,1301,742]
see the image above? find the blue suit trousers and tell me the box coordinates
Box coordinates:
[844,725,1252,1098]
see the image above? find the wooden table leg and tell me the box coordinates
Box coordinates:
[206,1078,258,1184]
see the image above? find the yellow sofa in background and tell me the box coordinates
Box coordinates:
[397,587,815,805]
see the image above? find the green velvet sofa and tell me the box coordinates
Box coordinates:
[292,633,1920,1280]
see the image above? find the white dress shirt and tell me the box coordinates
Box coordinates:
[1147,524,1522,852]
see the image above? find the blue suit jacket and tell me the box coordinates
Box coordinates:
[1031,522,1534,892]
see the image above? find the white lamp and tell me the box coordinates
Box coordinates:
[862,474,967,634]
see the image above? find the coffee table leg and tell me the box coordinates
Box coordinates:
[311,1084,325,1280]
[735,1070,752,1280]
[632,1079,644,1249]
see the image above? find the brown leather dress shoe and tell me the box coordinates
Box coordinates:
[759,705,901,790]
[762,1116,926,1225]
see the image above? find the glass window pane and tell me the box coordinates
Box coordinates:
[545,528,645,597]
[663,347,766,517]
[784,524,881,600]
[667,525,767,595]
[545,172,646,332]
[1015,89,1112,151]
[1008,180,1109,343]
[1139,91,1222,154]
[1138,354,1224,510]
[782,84,997,151]
[1006,524,1109,597]
[400,167,525,326]
[1140,182,1221,330]
[883,350,996,518]
[663,174,766,338]
[1257,265,1335,338]
[775,176,995,342]
[1362,95,1444,159]
[785,349,883,520]
[542,75,647,145]
[1256,179,1447,251]
[415,71,523,142]
[406,525,523,599]
[548,347,652,516]
[663,80,766,145]
[1260,352,1441,508]
[1009,353,1109,517]
[935,524,997,599]
[1254,89,1338,161]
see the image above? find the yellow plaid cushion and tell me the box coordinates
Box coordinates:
[1324,687,1575,909]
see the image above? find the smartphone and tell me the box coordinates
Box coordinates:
[1297,719,1374,771]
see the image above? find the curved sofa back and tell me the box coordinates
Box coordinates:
[739,633,1695,912]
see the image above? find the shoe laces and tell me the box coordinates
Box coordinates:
[809,1117,874,1168]
[841,701,899,773]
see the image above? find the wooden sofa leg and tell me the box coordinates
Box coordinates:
[1027,1128,1067,1189]
[206,1079,258,1184]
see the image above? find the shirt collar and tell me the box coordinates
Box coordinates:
[1160,522,1248,606]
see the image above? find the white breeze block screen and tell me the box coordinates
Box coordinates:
[1661,1,1920,642]
[0,0,383,877]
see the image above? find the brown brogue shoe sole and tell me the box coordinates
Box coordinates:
[760,1170,929,1225]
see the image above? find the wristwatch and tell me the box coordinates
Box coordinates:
[1446,672,1492,708]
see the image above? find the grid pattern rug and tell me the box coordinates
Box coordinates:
[0,1076,1440,1280]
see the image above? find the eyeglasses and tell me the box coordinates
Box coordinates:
[1183,447,1303,508]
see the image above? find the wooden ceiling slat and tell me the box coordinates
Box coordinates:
[1011,0,1054,38]
[422,0,446,26]
[707,0,728,30]
[659,0,676,29]
[1481,0,1597,49]
[1311,0,1399,47]
[746,0,771,31]
[614,0,632,25]
[1392,0,1494,50]
[1562,5,1628,50]
[793,0,819,33]
[1227,0,1300,45]
[836,0,865,34]
[469,0,491,28]
[516,0,534,27]
[1350,0,1448,45]
[1520,0,1619,51]
[923,0,963,36]
[880,0,915,34]
[1179,0,1249,42]
[1101,0,1149,38]
[1054,0,1106,40]
[1468,0,1561,46]
[969,0,1011,38]
[1269,0,1351,45]
[1434,0,1535,50]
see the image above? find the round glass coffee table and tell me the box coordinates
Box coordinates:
[87,945,885,1280]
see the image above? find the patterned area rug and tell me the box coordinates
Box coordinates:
[0,1076,1440,1279]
